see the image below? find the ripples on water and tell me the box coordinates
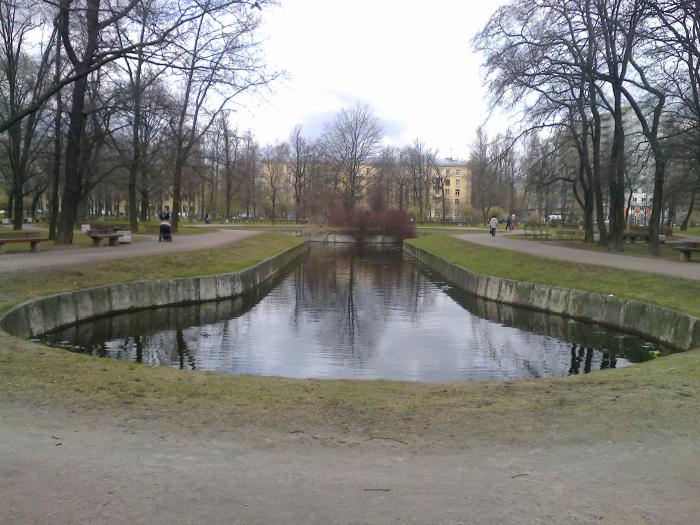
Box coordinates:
[38,244,668,381]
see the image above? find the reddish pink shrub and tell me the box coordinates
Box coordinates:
[327,208,416,240]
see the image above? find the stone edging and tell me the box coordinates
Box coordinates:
[404,242,700,351]
[0,241,310,339]
[307,232,401,244]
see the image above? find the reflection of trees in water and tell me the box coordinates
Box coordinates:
[288,244,434,363]
[445,287,659,366]
[41,244,659,380]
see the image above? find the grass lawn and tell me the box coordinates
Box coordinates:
[0,232,303,315]
[406,235,700,318]
[1,328,698,445]
[554,239,684,261]
[416,225,488,236]
[677,225,700,236]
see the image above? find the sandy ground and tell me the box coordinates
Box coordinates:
[456,233,700,281]
[0,230,260,274]
[1,404,698,525]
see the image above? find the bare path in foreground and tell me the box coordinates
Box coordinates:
[1,406,697,525]
[0,229,260,274]
[455,232,700,281]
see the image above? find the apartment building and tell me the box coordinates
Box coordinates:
[430,158,471,220]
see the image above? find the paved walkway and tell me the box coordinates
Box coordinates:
[455,232,700,281]
[0,229,260,274]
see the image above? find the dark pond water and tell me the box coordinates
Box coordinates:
[37,244,669,382]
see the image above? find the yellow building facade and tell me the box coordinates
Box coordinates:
[263,157,471,220]
[430,159,471,220]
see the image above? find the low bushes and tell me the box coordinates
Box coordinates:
[327,208,417,240]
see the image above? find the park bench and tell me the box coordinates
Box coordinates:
[621,231,667,243]
[521,228,549,239]
[0,231,49,254]
[672,241,700,262]
[86,225,121,247]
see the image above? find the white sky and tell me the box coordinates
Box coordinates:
[235,0,507,159]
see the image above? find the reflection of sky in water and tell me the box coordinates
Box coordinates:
[42,245,666,382]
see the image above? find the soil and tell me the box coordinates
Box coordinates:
[1,400,698,525]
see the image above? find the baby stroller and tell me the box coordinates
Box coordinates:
[159,221,172,242]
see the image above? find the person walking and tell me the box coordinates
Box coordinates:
[489,216,498,237]
[505,215,512,231]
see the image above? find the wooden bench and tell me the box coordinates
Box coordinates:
[622,232,667,243]
[87,226,121,247]
[672,242,700,262]
[521,229,549,239]
[0,231,49,254]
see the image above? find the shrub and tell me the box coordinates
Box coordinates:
[327,208,417,240]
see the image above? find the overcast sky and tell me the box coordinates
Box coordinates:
[235,0,506,160]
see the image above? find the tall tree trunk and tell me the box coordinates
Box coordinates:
[607,89,626,251]
[57,75,88,243]
[647,154,666,255]
[680,190,696,231]
[11,183,23,230]
[56,0,99,244]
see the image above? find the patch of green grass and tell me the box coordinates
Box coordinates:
[416,225,488,236]
[407,235,700,317]
[0,232,303,315]
[677,226,700,236]
[553,239,683,261]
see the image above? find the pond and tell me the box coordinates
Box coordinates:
[37,244,669,382]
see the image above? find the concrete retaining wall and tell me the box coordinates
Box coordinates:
[1,241,310,339]
[404,242,700,351]
[307,232,401,244]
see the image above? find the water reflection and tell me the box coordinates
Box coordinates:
[39,244,668,382]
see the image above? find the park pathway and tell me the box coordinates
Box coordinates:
[0,229,260,275]
[454,232,700,281]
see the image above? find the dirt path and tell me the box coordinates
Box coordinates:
[455,232,700,280]
[0,229,260,274]
[0,405,696,525]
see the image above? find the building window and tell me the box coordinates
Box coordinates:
[444,178,450,186]
[446,168,451,176]
[456,179,460,187]
[445,189,450,196]
[456,169,461,176]
[455,189,460,196]
[455,198,460,205]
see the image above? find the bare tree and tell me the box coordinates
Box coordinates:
[168,0,275,230]
[323,103,383,209]
[288,124,313,221]
[0,0,55,229]
[261,142,287,221]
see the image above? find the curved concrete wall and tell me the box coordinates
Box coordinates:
[307,232,401,244]
[404,243,700,351]
[1,241,310,339]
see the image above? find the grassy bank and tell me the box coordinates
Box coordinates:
[1,329,698,446]
[0,232,303,315]
[407,235,700,317]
